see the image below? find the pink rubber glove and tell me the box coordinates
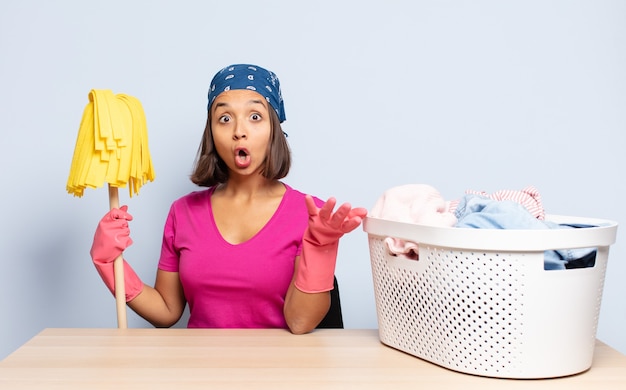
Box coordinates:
[295,195,368,293]
[90,206,143,302]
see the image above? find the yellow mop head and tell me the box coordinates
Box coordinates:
[66,89,155,197]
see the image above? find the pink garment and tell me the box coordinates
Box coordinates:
[369,184,457,259]
[158,184,323,328]
[448,185,545,220]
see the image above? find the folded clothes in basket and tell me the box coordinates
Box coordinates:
[370,185,597,269]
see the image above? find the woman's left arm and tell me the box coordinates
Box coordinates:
[283,195,367,334]
[283,256,332,334]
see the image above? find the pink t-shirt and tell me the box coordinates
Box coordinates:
[157,183,322,328]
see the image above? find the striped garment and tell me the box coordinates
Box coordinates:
[448,185,545,220]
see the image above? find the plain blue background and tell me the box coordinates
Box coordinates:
[1,0,625,359]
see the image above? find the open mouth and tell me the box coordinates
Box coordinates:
[235,147,251,168]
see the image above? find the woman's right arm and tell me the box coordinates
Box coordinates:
[90,206,186,328]
[127,269,186,328]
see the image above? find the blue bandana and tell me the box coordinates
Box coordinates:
[207,64,286,123]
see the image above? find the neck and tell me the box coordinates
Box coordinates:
[217,177,283,199]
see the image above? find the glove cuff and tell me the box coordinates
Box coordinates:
[94,258,144,302]
[294,241,338,293]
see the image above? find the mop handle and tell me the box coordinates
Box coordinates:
[108,185,128,329]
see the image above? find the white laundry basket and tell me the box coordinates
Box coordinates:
[363,215,618,379]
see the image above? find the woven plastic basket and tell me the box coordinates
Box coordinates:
[363,215,618,379]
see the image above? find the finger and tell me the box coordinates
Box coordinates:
[340,215,365,233]
[328,202,351,228]
[348,207,368,219]
[115,205,133,221]
[108,209,122,221]
[305,195,319,216]
[318,197,337,221]
[110,210,133,221]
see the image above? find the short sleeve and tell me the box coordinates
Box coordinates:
[157,204,179,272]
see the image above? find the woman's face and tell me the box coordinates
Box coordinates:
[210,89,272,176]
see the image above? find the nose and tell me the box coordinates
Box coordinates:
[233,121,247,140]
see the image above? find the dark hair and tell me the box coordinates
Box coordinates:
[190,107,291,187]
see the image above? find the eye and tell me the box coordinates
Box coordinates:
[250,113,262,121]
[218,115,231,123]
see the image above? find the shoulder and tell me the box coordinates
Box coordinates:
[170,187,214,211]
[282,183,324,208]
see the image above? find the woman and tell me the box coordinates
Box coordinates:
[90,64,367,334]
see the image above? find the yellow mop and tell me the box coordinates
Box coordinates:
[67,89,155,328]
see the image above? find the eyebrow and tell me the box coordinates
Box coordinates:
[213,99,266,111]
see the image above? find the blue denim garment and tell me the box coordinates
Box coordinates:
[454,194,596,270]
